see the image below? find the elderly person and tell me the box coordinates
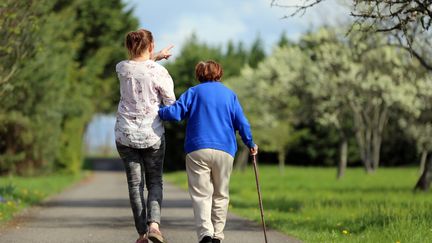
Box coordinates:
[115,28,175,243]
[158,60,258,243]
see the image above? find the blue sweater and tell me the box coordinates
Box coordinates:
[158,81,255,157]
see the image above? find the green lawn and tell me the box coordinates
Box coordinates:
[0,173,85,222]
[165,166,432,243]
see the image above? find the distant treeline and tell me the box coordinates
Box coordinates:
[1,1,431,178]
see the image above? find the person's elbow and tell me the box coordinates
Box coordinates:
[158,109,182,122]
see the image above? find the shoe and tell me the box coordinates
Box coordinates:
[199,236,212,243]
[212,238,221,243]
[136,237,149,243]
[148,227,164,243]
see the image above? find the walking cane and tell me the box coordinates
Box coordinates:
[252,154,268,243]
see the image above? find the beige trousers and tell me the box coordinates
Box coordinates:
[185,149,234,241]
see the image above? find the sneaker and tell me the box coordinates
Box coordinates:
[199,236,213,243]
[212,239,221,243]
[148,227,164,243]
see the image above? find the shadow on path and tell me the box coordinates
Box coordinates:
[24,215,133,229]
[41,198,192,209]
[86,157,124,171]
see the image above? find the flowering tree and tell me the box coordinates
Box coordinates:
[226,46,309,173]
[300,29,356,178]
[304,28,423,173]
[271,0,432,71]
[400,79,432,191]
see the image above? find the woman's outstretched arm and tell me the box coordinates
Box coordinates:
[158,89,194,122]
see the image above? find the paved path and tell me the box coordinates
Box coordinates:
[0,172,300,243]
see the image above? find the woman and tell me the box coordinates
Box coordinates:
[115,29,175,243]
[158,60,258,243]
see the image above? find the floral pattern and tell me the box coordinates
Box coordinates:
[114,60,175,148]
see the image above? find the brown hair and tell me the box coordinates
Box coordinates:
[195,60,224,82]
[125,29,153,58]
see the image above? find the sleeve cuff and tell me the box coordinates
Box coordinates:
[247,140,255,149]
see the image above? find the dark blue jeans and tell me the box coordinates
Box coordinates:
[116,136,165,235]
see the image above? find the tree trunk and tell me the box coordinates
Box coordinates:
[365,127,375,173]
[234,145,249,172]
[278,148,286,174]
[354,126,373,173]
[362,131,374,173]
[371,106,387,171]
[414,156,432,191]
[364,154,374,173]
[337,137,348,179]
[419,150,428,175]
[355,130,372,173]
[372,131,382,170]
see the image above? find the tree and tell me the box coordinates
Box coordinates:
[400,76,432,191]
[0,0,138,174]
[405,122,432,174]
[291,27,427,176]
[298,29,356,178]
[0,1,44,87]
[271,0,432,71]
[0,0,76,174]
[224,40,249,77]
[226,46,308,173]
[277,31,292,48]
[248,35,266,68]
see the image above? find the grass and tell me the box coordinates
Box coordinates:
[165,166,432,243]
[0,173,85,223]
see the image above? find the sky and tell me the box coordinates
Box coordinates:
[123,0,351,55]
[85,0,352,152]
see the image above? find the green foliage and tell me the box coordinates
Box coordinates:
[0,112,32,173]
[398,74,432,161]
[277,31,292,48]
[56,117,87,174]
[288,122,360,166]
[1,0,75,174]
[71,0,138,112]
[0,0,45,86]
[248,35,266,68]
[0,0,138,175]
[166,166,432,242]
